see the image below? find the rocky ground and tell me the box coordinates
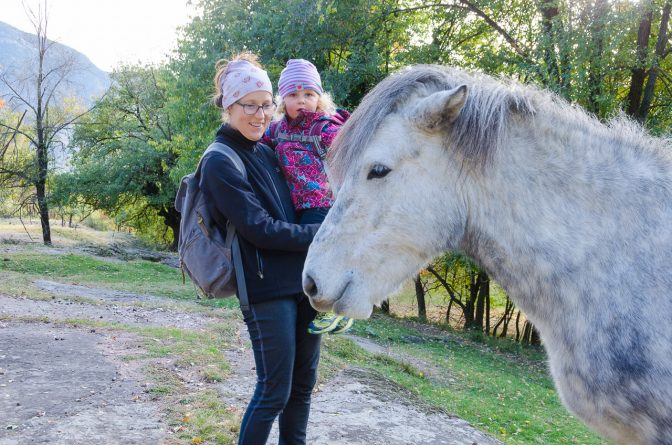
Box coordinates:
[0,237,502,444]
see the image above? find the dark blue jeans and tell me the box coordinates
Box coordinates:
[238,294,321,445]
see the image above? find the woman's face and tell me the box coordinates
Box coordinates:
[227,91,274,141]
[284,89,319,119]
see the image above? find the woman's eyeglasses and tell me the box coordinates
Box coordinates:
[235,102,277,116]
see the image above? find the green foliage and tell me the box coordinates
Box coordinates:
[61,64,195,246]
[61,0,672,246]
[0,110,36,217]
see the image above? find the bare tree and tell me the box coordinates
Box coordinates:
[0,0,89,244]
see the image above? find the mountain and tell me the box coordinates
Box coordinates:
[0,20,110,109]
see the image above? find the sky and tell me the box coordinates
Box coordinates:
[1,0,198,72]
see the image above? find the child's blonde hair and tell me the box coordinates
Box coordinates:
[275,91,337,118]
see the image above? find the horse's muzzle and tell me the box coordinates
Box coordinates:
[302,273,332,310]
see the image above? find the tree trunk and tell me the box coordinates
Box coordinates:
[464,271,477,329]
[36,179,51,245]
[485,284,490,334]
[530,324,541,345]
[414,274,427,322]
[520,320,541,345]
[538,0,563,91]
[380,300,390,314]
[587,0,609,116]
[474,271,489,331]
[515,310,522,341]
[521,320,532,344]
[499,297,514,338]
[35,132,51,245]
[639,1,672,121]
[159,205,181,251]
[626,1,653,117]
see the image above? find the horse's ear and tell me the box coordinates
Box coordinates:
[410,85,468,132]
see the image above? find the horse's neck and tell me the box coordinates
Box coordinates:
[461,112,672,325]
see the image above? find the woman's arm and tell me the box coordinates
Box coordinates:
[200,153,318,252]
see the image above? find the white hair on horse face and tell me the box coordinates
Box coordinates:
[308,65,672,445]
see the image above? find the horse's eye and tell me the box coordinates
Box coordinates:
[367,164,391,180]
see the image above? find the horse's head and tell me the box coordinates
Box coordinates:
[302,66,516,318]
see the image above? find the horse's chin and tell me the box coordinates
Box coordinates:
[307,298,334,313]
[308,296,373,319]
[315,286,374,319]
[308,295,372,319]
[333,297,373,319]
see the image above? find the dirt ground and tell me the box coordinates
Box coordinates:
[0,264,502,444]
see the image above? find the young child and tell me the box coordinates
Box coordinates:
[262,59,353,335]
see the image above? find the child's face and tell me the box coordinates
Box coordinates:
[284,89,319,119]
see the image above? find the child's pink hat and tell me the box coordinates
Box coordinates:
[278,59,323,97]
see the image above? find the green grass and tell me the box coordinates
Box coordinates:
[325,315,609,445]
[0,252,238,309]
[164,389,240,445]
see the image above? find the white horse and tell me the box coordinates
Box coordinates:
[302,65,672,445]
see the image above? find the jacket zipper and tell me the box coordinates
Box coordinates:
[256,150,287,280]
[256,250,264,279]
[263,169,289,221]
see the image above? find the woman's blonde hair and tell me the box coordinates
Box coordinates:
[275,91,337,118]
[213,52,264,120]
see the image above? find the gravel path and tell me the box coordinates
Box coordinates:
[0,280,502,445]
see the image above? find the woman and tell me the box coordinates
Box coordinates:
[202,52,321,445]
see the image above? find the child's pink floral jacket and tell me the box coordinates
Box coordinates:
[261,110,345,211]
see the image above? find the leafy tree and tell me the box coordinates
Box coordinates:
[64,64,193,248]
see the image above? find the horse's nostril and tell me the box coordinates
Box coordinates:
[303,275,318,298]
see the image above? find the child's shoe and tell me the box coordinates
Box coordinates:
[307,312,344,334]
[329,316,353,335]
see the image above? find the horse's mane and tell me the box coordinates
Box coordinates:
[329,64,671,182]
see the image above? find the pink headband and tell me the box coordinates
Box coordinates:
[220,60,273,109]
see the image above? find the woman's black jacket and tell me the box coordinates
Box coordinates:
[199,124,319,304]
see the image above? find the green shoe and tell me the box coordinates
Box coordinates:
[330,316,354,335]
[307,312,344,335]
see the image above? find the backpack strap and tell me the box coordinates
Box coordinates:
[203,142,247,180]
[231,234,248,311]
[201,142,250,311]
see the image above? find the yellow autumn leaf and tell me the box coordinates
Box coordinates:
[191,438,203,444]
